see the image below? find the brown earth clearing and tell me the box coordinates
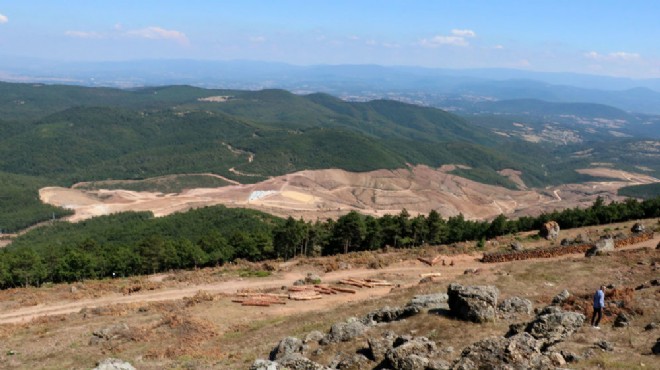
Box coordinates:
[0,219,658,369]
[39,165,658,223]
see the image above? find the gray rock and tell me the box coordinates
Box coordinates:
[278,354,328,370]
[510,241,524,251]
[321,317,368,344]
[305,273,321,284]
[551,289,570,305]
[406,293,449,310]
[427,358,451,370]
[364,305,420,325]
[522,307,585,348]
[613,312,631,328]
[90,323,131,345]
[270,336,303,361]
[560,350,581,363]
[454,333,554,369]
[386,336,436,370]
[574,233,590,244]
[447,283,499,323]
[540,221,560,240]
[303,330,325,344]
[560,238,571,246]
[367,332,397,362]
[293,279,306,286]
[653,338,660,355]
[585,237,614,257]
[92,358,136,370]
[645,322,658,331]
[631,222,645,233]
[328,353,369,370]
[250,359,281,370]
[498,296,533,317]
[596,339,614,352]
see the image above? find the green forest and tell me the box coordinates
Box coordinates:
[1,196,658,289]
[2,82,658,233]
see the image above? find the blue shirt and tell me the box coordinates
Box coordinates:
[593,289,605,308]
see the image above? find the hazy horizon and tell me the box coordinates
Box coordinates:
[1,1,659,78]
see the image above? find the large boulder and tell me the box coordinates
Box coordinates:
[551,289,570,305]
[277,354,328,370]
[364,305,419,325]
[613,312,631,328]
[510,241,524,251]
[92,358,136,370]
[498,296,533,318]
[585,238,614,257]
[385,336,437,370]
[250,359,281,370]
[406,293,449,310]
[367,331,397,363]
[89,323,132,345]
[447,283,499,323]
[321,317,369,344]
[515,306,585,348]
[453,333,558,369]
[270,336,304,361]
[540,221,560,240]
[631,222,645,233]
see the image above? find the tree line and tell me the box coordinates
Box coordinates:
[1,196,658,289]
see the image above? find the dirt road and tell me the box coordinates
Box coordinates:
[0,235,657,325]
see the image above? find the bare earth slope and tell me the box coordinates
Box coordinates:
[40,165,659,222]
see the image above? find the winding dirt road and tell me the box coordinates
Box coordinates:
[1,234,657,325]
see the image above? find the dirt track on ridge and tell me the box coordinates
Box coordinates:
[1,234,657,325]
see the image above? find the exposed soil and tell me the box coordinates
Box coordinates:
[39,165,659,223]
[0,220,658,369]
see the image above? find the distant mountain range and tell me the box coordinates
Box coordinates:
[2,57,660,114]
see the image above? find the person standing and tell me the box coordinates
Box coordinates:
[591,285,605,328]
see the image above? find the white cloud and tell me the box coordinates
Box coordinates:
[125,26,189,45]
[65,30,104,39]
[420,35,469,47]
[584,51,640,61]
[419,29,476,48]
[0,13,8,24]
[493,44,504,50]
[451,29,476,38]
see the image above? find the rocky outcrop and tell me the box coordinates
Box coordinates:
[498,296,533,318]
[613,312,631,328]
[304,331,324,344]
[89,323,132,345]
[92,358,136,370]
[385,336,437,370]
[270,336,304,361]
[586,237,614,257]
[631,222,645,233]
[540,221,560,240]
[406,293,449,310]
[509,306,585,348]
[447,283,499,323]
[364,305,419,324]
[277,354,328,370]
[453,333,561,369]
[321,317,368,344]
[551,289,570,305]
[250,359,280,370]
[510,241,523,251]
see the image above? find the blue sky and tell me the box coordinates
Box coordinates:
[0,1,658,77]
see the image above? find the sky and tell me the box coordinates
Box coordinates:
[0,1,659,78]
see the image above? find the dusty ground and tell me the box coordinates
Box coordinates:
[38,165,659,223]
[0,219,658,369]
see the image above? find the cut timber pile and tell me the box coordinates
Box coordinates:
[232,278,393,306]
[482,231,654,263]
[417,255,443,266]
[232,293,287,306]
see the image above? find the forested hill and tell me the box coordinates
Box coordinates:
[0,82,656,232]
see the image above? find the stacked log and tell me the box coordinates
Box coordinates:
[417,255,443,266]
[482,231,654,263]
